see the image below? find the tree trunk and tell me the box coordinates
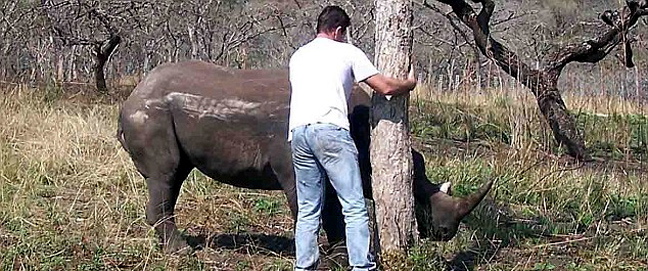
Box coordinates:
[371,0,418,260]
[56,53,64,82]
[94,35,121,93]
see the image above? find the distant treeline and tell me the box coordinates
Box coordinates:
[0,0,645,97]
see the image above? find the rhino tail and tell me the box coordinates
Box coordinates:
[116,111,130,154]
[456,179,494,220]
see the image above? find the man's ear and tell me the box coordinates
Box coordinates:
[335,26,346,41]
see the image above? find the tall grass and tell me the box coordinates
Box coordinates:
[0,82,646,270]
[412,82,648,159]
[407,84,648,271]
[0,85,293,270]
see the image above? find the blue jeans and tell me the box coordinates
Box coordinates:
[291,123,376,271]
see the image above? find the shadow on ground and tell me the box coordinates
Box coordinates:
[187,233,295,256]
[184,231,349,270]
[444,197,552,271]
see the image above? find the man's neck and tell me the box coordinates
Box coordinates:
[316,33,337,41]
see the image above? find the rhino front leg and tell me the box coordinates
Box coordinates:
[321,180,349,268]
[322,180,345,246]
[269,144,299,220]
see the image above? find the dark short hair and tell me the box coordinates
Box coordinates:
[316,6,351,34]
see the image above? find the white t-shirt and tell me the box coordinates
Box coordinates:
[288,37,379,141]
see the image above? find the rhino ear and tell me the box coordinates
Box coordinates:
[439,182,452,195]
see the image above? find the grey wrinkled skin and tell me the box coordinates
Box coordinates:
[117,60,493,253]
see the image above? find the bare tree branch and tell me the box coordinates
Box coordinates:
[421,0,648,161]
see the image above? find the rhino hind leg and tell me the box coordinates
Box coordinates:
[144,162,193,254]
[120,108,194,254]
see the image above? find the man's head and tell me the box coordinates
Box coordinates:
[316,6,350,42]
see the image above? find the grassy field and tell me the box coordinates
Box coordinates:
[1,82,647,270]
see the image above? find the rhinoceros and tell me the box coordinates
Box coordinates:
[117,60,492,254]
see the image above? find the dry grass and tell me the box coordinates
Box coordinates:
[0,85,294,270]
[410,83,648,271]
[0,82,647,270]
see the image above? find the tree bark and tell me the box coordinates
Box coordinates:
[371,0,419,258]
[94,35,121,93]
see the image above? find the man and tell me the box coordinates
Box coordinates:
[288,5,417,271]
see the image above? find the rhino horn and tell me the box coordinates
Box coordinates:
[455,179,494,220]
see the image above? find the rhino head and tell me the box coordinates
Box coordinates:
[412,151,493,241]
[350,104,493,241]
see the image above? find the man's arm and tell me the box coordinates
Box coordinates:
[362,67,417,96]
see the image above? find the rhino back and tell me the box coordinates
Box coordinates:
[122,60,372,190]
[123,61,292,189]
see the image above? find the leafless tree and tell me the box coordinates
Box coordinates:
[39,0,151,92]
[0,1,42,81]
[371,0,418,259]
[423,0,648,161]
[1,0,643,108]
